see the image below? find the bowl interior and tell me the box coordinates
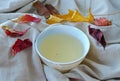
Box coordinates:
[35,24,90,64]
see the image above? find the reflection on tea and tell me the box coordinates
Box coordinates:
[40,34,83,63]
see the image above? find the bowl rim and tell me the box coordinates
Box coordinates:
[35,24,90,65]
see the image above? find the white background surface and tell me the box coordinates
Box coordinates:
[0,0,120,81]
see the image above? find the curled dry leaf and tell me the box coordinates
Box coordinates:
[33,0,51,18]
[45,4,59,15]
[69,78,85,81]
[88,25,106,48]
[33,1,59,18]
[2,26,30,37]
[93,17,112,26]
[11,39,32,56]
[47,8,94,24]
[13,14,41,23]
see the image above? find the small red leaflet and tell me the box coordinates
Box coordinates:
[88,25,106,48]
[2,26,30,37]
[93,17,112,26]
[11,39,32,56]
[13,14,41,23]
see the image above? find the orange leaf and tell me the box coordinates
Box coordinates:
[13,14,41,23]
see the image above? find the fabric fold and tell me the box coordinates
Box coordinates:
[0,0,120,81]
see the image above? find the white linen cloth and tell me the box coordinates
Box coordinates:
[0,0,120,81]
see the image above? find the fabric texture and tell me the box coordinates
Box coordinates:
[0,0,120,81]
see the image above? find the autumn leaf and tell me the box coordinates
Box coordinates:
[46,8,94,24]
[13,14,41,23]
[2,26,30,37]
[93,17,112,26]
[88,8,95,23]
[46,15,63,24]
[69,78,84,81]
[45,4,59,15]
[54,9,74,21]
[33,1,59,18]
[46,9,74,24]
[11,39,32,56]
[88,25,106,48]
[33,0,51,18]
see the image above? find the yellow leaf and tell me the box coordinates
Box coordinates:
[70,10,89,22]
[71,9,94,22]
[46,8,94,24]
[46,15,63,24]
[88,8,94,23]
[2,26,13,32]
[55,10,74,21]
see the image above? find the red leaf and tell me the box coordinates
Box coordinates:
[93,17,112,26]
[2,26,30,37]
[11,39,32,56]
[88,25,106,48]
[13,14,41,23]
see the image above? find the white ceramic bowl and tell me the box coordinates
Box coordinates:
[35,24,90,72]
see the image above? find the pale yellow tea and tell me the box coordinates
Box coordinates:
[39,34,83,63]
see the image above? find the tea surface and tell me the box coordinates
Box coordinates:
[40,34,83,63]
